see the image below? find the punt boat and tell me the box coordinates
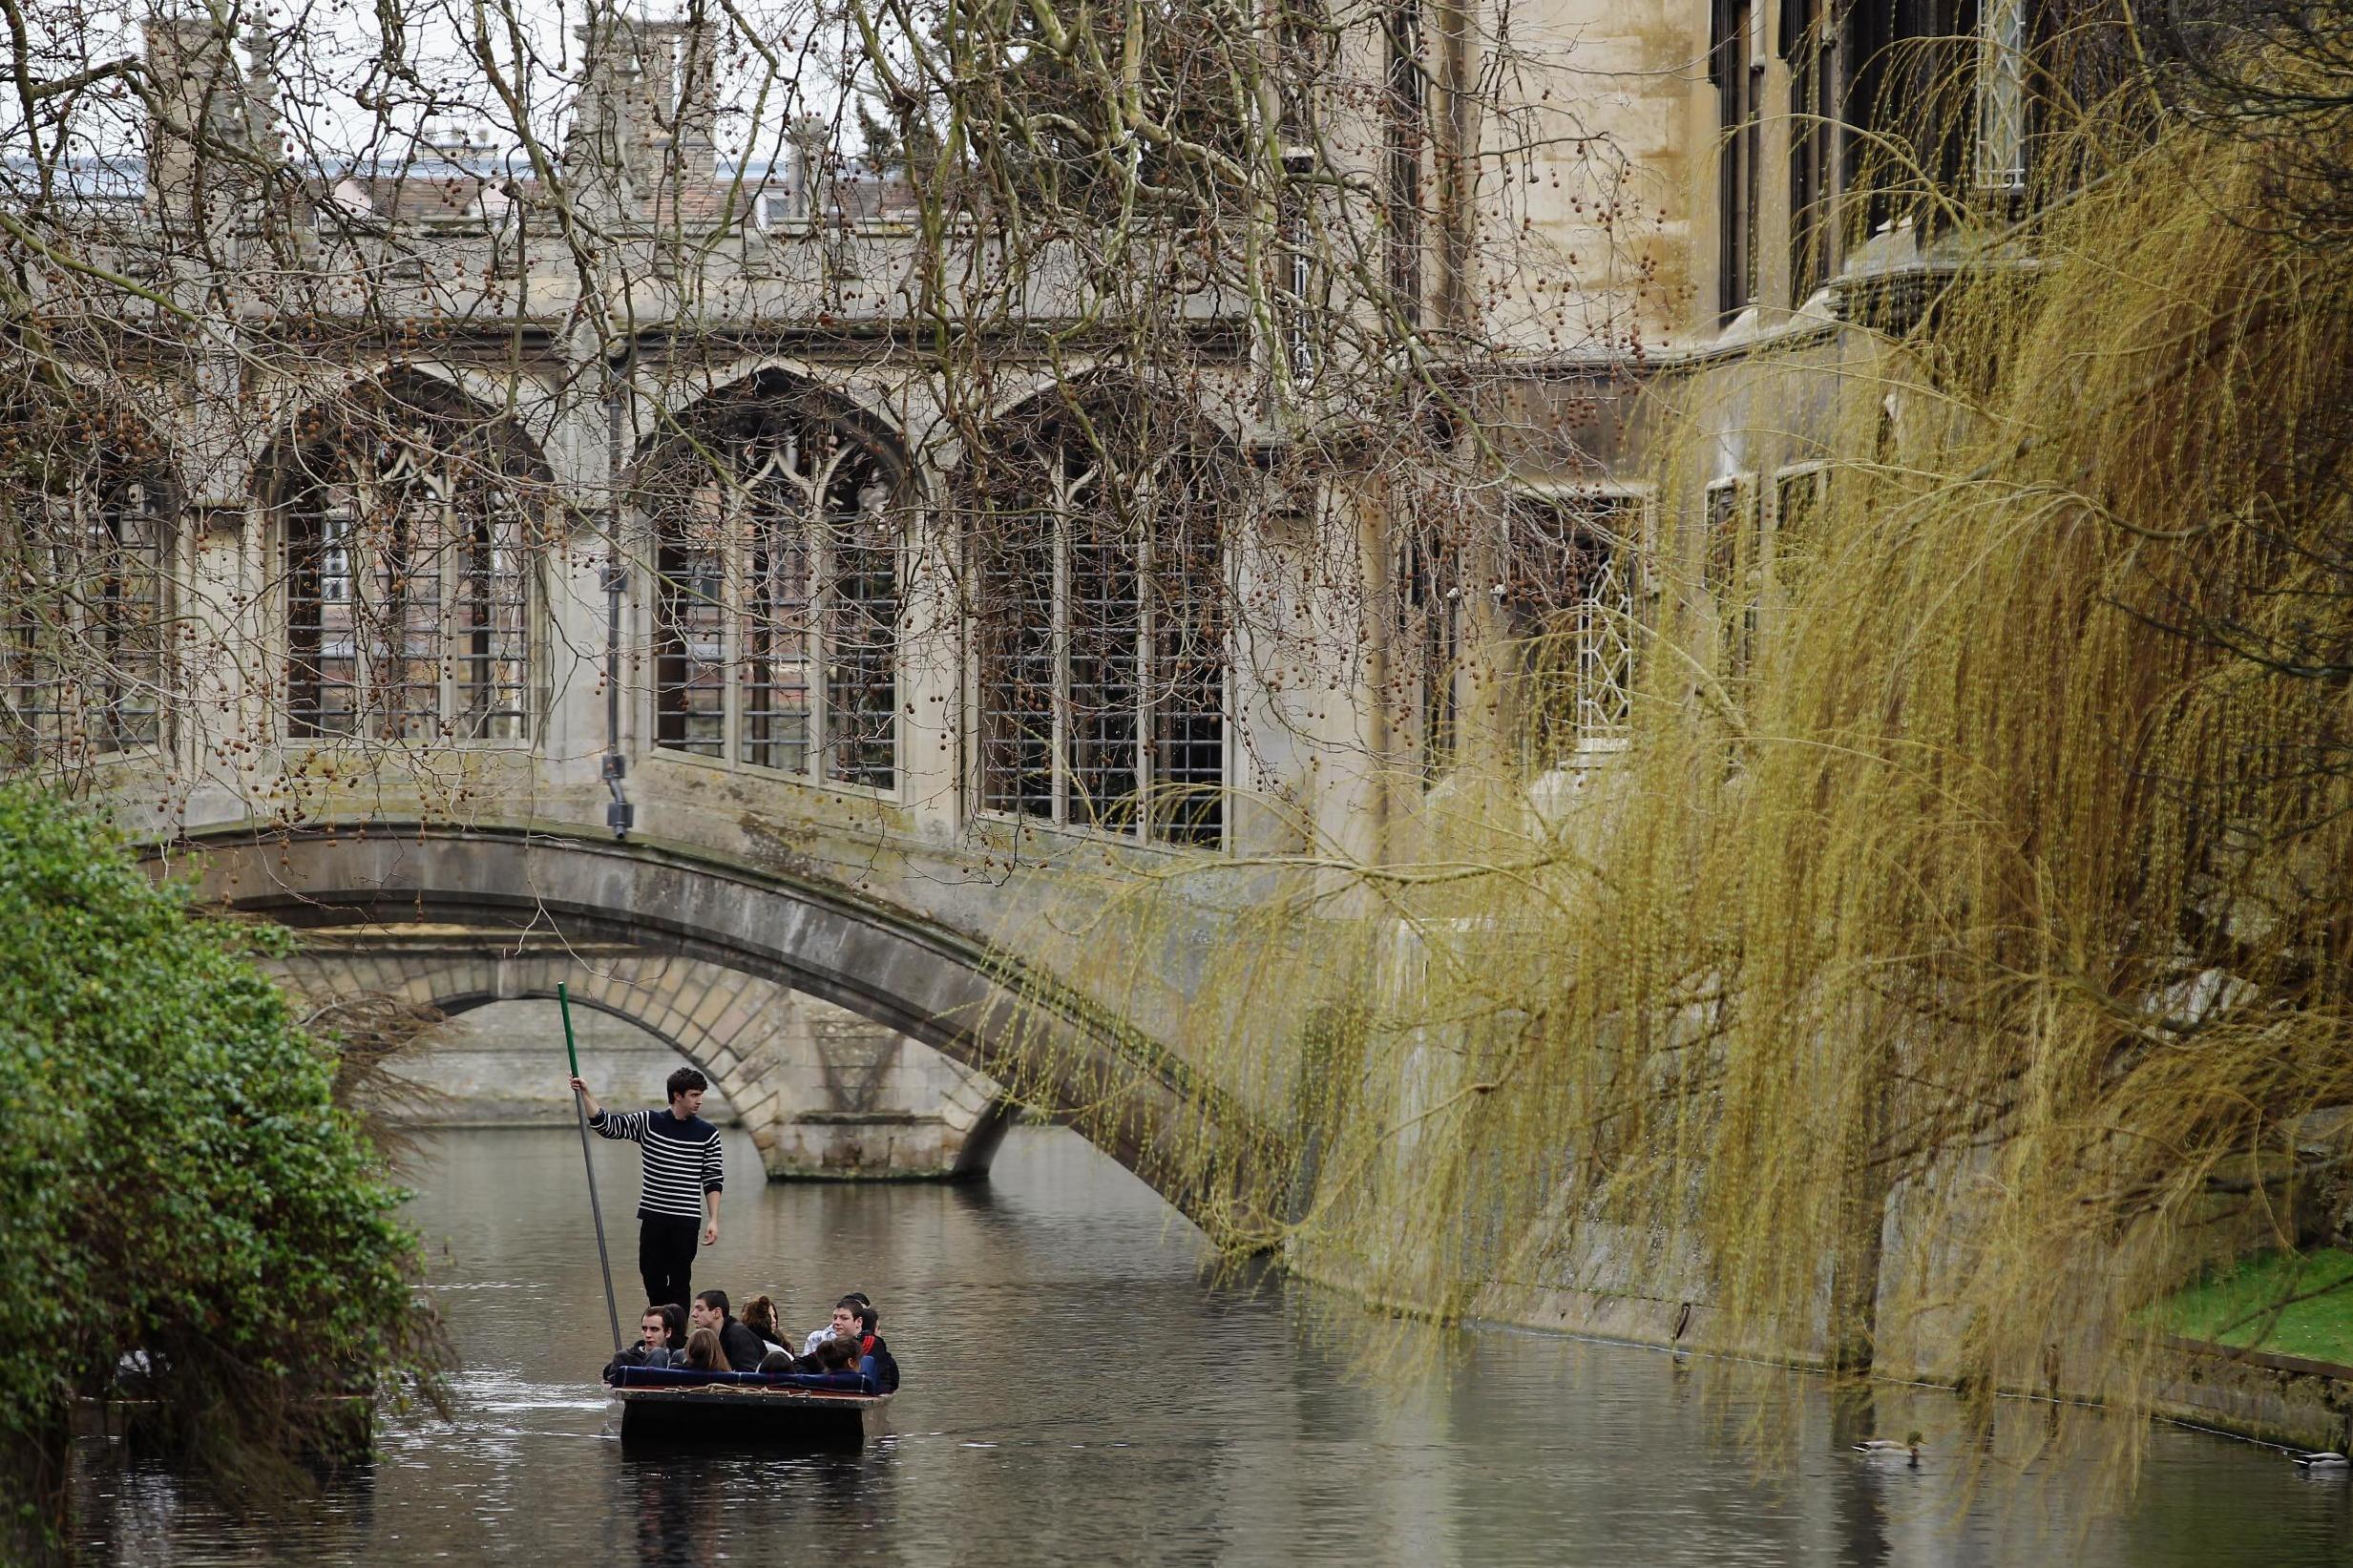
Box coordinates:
[606,1366,893,1446]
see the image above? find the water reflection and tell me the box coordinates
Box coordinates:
[70,1126,2353,1566]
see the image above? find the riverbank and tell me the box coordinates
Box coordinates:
[1458,1275,2353,1453]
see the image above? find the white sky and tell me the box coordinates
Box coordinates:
[11,0,885,168]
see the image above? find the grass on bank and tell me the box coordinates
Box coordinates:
[2158,1250,2353,1365]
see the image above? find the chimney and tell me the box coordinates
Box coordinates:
[672,8,718,175]
[568,4,675,214]
[142,12,241,224]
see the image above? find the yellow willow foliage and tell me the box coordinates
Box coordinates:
[995,108,2353,1453]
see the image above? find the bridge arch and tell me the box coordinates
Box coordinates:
[169,822,1266,1229]
[270,935,1016,1181]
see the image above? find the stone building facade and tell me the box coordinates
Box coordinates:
[2,1,2037,1177]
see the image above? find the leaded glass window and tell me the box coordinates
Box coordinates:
[1773,463,1830,594]
[973,410,1228,847]
[1397,526,1459,785]
[0,477,166,765]
[283,420,536,742]
[1705,476,1761,687]
[1712,0,1761,321]
[1504,491,1644,763]
[647,389,899,790]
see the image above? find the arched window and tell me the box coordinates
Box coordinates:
[278,384,539,742]
[1502,490,1644,766]
[0,399,170,764]
[643,379,901,790]
[969,394,1229,847]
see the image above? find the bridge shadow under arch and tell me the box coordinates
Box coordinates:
[347,952,1017,1181]
[163,822,1269,1233]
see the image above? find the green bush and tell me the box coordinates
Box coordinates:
[0,786,439,1544]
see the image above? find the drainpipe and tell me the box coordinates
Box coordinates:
[601,367,634,839]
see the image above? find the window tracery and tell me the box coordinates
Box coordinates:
[282,399,537,742]
[971,403,1228,847]
[647,387,900,790]
[0,458,167,764]
[1504,491,1645,763]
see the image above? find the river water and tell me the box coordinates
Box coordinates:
[74,1125,2353,1566]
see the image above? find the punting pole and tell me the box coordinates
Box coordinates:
[562,981,625,1361]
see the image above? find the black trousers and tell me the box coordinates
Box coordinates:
[638,1216,700,1312]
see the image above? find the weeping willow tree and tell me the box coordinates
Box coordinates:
[975,15,2353,1463]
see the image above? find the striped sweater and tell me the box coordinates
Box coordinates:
[589,1107,725,1222]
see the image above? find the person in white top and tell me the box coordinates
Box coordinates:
[803,1292,870,1357]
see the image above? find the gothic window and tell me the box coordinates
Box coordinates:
[1786,0,2064,288]
[1,468,166,765]
[1712,0,1761,321]
[1977,0,2029,194]
[1772,462,1830,593]
[1277,9,1334,387]
[1503,491,1644,763]
[1399,527,1460,784]
[1843,0,1985,235]
[647,390,899,790]
[1705,476,1761,687]
[973,408,1228,847]
[1384,0,1424,324]
[1280,147,1322,387]
[1783,0,1838,297]
[284,431,534,742]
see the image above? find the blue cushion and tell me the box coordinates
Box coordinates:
[608,1364,876,1393]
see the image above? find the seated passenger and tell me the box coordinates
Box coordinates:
[690,1289,768,1372]
[858,1305,901,1394]
[681,1326,728,1372]
[602,1305,685,1383]
[741,1294,790,1359]
[802,1292,872,1358]
[812,1297,901,1392]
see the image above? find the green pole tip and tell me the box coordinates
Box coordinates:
[558,980,581,1077]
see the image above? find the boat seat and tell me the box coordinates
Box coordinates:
[607,1364,879,1394]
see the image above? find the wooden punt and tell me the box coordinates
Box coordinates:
[614,1383,893,1447]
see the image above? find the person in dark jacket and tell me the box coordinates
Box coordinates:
[602,1304,686,1383]
[652,1302,685,1352]
[837,1298,901,1392]
[857,1307,901,1393]
[690,1289,767,1372]
[740,1293,789,1359]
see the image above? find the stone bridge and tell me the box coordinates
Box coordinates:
[158,818,1287,1230]
[271,926,1018,1181]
